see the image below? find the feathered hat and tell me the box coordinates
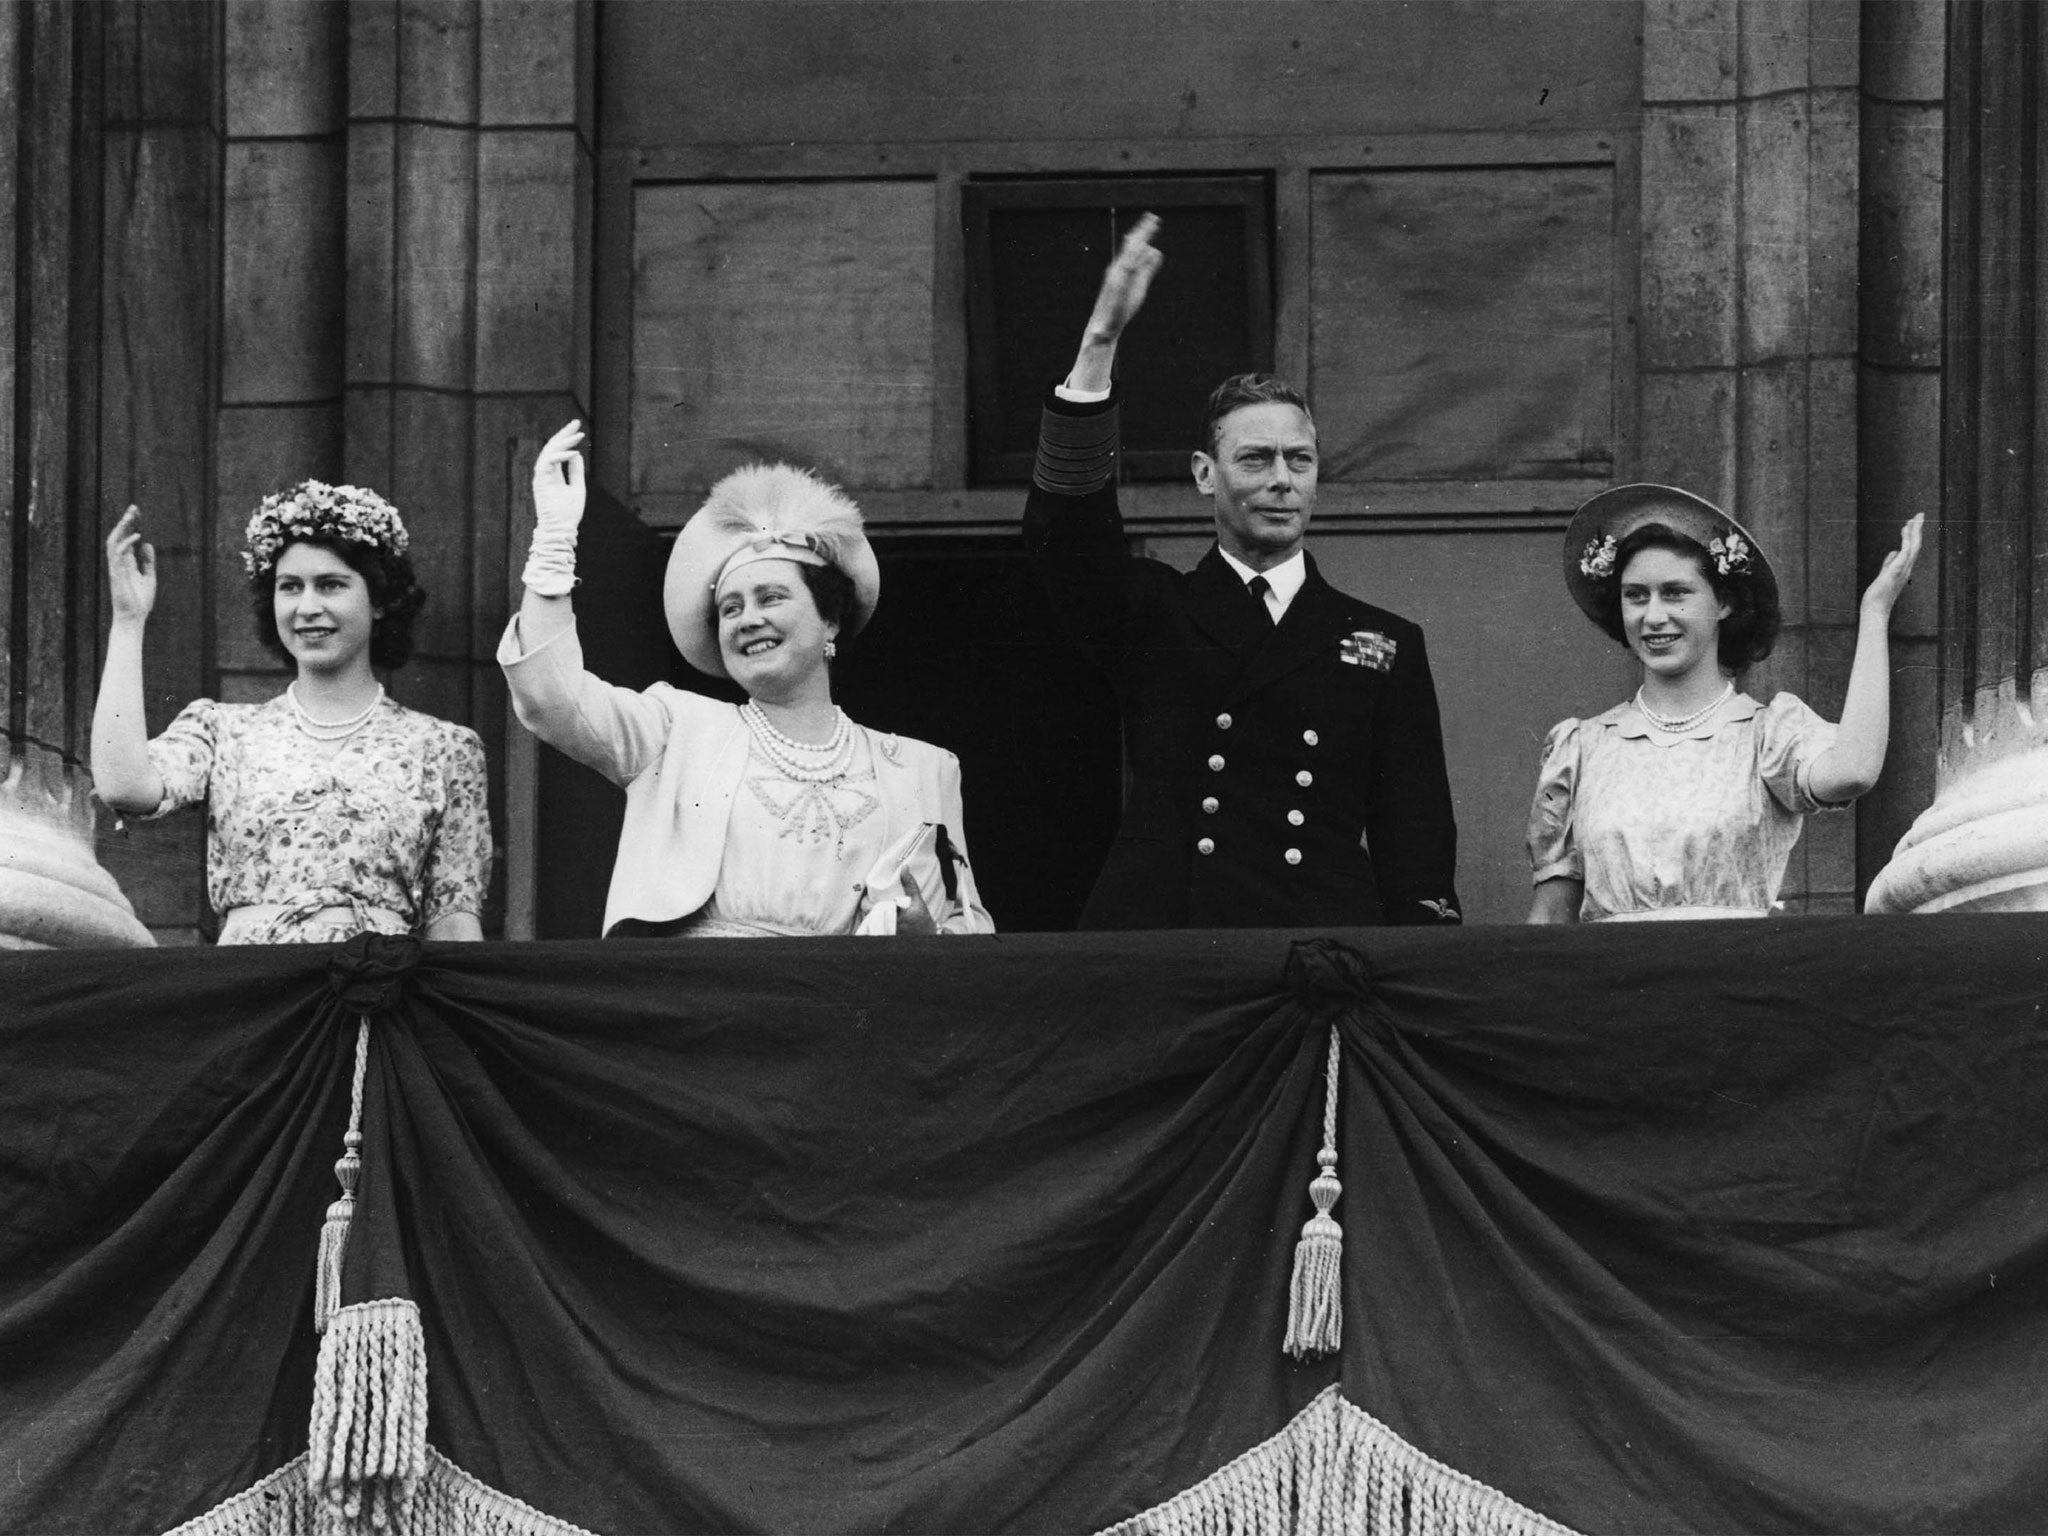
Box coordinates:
[1562,482,1776,628]
[663,463,880,678]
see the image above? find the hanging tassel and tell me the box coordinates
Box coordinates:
[309,1297,429,1536]
[316,1019,373,1334]
[1285,1023,1344,1360]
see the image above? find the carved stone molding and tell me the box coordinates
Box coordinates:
[0,739,153,949]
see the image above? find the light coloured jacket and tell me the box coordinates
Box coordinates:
[498,618,995,937]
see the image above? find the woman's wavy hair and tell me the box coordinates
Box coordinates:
[251,536,427,673]
[1596,522,1780,672]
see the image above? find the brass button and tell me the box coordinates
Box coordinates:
[1202,797,1219,814]
[1216,713,1233,730]
[1288,809,1304,826]
[1284,848,1303,865]
[1296,769,1313,788]
[1197,837,1216,856]
[1209,754,1226,772]
[1303,729,1319,746]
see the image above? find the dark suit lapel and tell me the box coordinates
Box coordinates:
[1225,557,1358,705]
[1185,546,1272,656]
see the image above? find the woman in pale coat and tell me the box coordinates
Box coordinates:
[500,422,993,938]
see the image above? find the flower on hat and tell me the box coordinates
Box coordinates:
[1709,531,1751,577]
[1579,534,1617,579]
[242,481,409,578]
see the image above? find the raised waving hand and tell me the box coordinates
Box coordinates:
[1067,213,1163,395]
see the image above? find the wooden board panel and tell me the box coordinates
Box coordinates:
[1310,164,1614,482]
[21,0,80,749]
[631,179,935,495]
[98,118,221,933]
[602,1,1642,150]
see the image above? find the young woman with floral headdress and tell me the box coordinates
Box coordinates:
[1526,485,1922,924]
[91,488,491,944]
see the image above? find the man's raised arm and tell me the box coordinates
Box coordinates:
[1062,212,1163,396]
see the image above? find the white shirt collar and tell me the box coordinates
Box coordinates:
[1217,546,1307,619]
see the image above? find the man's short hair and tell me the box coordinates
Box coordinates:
[1199,374,1313,454]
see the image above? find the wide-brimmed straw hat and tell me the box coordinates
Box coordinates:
[663,463,880,679]
[1562,482,1777,627]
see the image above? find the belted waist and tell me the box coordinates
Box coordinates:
[218,897,410,946]
[1593,906,1768,923]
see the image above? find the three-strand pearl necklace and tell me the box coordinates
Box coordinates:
[741,700,854,782]
[287,682,384,742]
[1635,680,1733,734]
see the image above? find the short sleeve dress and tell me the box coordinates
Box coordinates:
[144,694,492,943]
[1526,692,1839,921]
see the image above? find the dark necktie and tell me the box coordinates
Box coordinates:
[1247,574,1276,627]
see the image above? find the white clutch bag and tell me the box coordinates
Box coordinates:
[853,822,960,936]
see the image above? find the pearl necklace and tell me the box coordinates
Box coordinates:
[287,682,385,741]
[741,700,854,783]
[1635,680,1733,734]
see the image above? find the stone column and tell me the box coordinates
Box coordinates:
[1867,0,2048,914]
[1638,0,1865,911]
[1854,0,1945,899]
[343,0,593,933]
[0,1,151,948]
[199,0,593,935]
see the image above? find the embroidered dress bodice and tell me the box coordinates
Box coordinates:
[1527,691,1840,922]
[697,731,889,936]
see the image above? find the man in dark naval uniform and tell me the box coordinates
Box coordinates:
[1025,214,1462,929]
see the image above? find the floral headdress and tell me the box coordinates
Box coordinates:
[242,481,409,579]
[1578,534,1617,580]
[1708,531,1752,576]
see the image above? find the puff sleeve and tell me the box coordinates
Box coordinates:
[1526,718,1584,884]
[141,699,220,818]
[1756,692,1842,815]
[420,724,493,923]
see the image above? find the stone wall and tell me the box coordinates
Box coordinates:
[80,0,596,940]
[1,1,1969,935]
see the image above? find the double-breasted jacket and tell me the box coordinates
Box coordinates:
[1023,389,1462,929]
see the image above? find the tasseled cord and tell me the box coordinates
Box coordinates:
[307,1016,430,1535]
[316,1018,372,1334]
[1284,1022,1344,1359]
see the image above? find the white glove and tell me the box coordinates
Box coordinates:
[523,420,587,597]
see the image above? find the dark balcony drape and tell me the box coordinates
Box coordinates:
[3,919,2046,1534]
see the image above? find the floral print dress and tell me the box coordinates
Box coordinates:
[144,695,491,944]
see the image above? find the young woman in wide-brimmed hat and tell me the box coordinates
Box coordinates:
[93,486,491,944]
[1526,485,1921,923]
[500,421,993,938]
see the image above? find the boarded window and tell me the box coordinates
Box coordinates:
[631,180,936,509]
[1310,166,1614,482]
[963,177,1272,483]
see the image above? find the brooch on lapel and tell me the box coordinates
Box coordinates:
[877,733,903,765]
[1339,630,1396,672]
